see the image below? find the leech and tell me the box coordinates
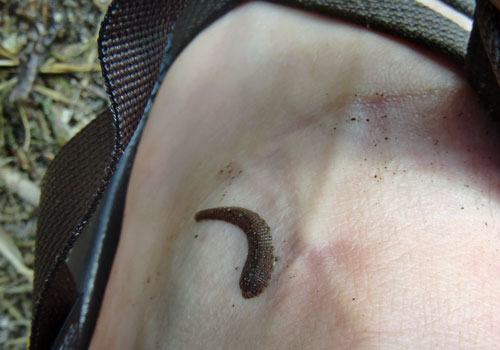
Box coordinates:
[195,207,274,299]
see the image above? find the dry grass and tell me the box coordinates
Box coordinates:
[0,0,110,348]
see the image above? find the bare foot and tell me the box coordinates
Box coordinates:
[91,3,500,349]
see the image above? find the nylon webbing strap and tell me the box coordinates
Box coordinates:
[171,0,470,64]
[442,0,476,16]
[475,0,500,85]
[33,109,115,350]
[31,0,499,348]
[31,1,188,348]
[465,0,500,114]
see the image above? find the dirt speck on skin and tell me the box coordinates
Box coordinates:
[218,161,243,181]
[0,0,111,347]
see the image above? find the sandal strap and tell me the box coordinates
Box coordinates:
[465,0,500,115]
[442,0,475,16]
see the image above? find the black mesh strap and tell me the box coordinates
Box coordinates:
[31,1,189,348]
[172,0,470,64]
[33,109,115,349]
[465,0,500,114]
[442,0,476,16]
[32,0,500,348]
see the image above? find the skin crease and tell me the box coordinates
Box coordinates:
[91,2,500,349]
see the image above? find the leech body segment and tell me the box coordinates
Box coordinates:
[194,207,274,299]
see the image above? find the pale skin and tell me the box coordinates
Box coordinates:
[91,2,500,349]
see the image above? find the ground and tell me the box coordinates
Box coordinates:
[0,0,109,348]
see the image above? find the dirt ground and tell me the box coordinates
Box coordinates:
[0,0,110,348]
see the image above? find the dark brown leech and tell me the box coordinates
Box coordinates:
[195,207,274,299]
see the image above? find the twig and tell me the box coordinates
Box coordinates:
[0,284,32,294]
[8,40,43,102]
[7,336,31,347]
[0,78,18,92]
[9,0,65,102]
[33,85,83,106]
[0,167,40,206]
[0,45,17,60]
[1,298,28,322]
[0,227,34,281]
[0,58,101,72]
[39,62,101,73]
[17,104,31,151]
[0,58,19,67]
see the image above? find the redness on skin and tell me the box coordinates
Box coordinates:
[195,207,274,298]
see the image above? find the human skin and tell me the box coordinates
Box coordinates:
[90,2,500,349]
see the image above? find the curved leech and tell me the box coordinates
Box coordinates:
[194,207,274,299]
